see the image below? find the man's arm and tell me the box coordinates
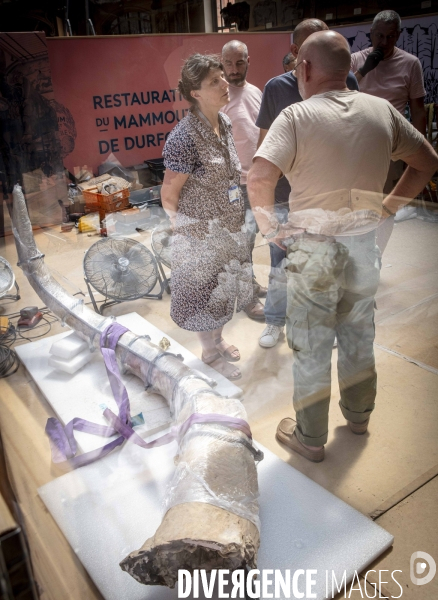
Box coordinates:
[383,138,438,216]
[257,128,268,149]
[247,157,280,234]
[255,78,276,137]
[247,157,302,248]
[409,96,426,135]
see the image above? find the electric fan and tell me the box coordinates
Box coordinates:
[0,256,20,301]
[83,238,164,314]
[151,223,173,294]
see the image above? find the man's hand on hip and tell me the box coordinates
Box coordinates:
[271,224,305,250]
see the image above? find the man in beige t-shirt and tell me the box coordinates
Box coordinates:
[247,31,437,463]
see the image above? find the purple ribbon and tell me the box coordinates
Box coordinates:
[45,322,252,469]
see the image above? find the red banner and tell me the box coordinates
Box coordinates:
[47,33,291,174]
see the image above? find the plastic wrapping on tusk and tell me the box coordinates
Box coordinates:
[11,184,261,587]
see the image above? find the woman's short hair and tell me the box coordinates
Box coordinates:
[178,53,223,105]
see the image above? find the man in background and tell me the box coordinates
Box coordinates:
[282,52,296,73]
[221,40,266,322]
[255,19,359,349]
[351,9,426,246]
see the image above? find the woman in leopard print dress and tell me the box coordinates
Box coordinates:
[161,54,252,380]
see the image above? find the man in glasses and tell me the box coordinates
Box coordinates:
[248,30,437,462]
[255,19,359,350]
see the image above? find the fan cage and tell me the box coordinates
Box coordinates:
[0,257,15,297]
[151,224,173,269]
[83,238,159,302]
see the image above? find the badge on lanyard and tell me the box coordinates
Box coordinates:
[228,185,240,203]
[196,109,239,203]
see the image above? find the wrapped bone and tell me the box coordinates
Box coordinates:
[11,184,261,588]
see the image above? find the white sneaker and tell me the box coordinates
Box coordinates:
[259,325,284,348]
[394,206,417,222]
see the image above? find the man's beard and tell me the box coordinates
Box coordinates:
[225,66,248,86]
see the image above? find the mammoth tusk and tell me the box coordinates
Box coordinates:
[11,184,261,588]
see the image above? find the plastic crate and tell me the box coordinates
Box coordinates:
[84,202,99,214]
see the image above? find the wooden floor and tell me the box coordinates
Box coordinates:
[0,216,437,599]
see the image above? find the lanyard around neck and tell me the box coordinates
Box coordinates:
[195,109,235,181]
[196,108,224,139]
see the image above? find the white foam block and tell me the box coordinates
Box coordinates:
[50,332,88,359]
[16,333,170,454]
[15,312,242,455]
[49,348,91,374]
[38,438,393,600]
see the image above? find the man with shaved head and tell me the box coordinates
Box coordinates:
[255,19,358,350]
[248,30,438,462]
[221,40,266,321]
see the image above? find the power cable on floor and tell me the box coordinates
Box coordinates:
[0,346,19,377]
[0,323,20,377]
[0,306,58,377]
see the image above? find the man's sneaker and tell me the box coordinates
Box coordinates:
[394,206,417,222]
[259,325,284,348]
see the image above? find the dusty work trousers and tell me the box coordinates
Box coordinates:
[285,231,380,446]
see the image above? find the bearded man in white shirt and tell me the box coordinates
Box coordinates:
[221,40,266,322]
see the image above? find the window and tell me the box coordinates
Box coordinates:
[108,11,152,35]
[216,0,236,32]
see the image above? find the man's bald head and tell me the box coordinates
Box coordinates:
[222,40,250,86]
[295,31,351,99]
[222,40,248,58]
[299,30,351,77]
[293,19,329,48]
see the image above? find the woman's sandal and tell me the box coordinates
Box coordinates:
[202,352,242,381]
[214,338,240,362]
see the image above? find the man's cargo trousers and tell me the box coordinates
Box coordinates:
[285,231,381,446]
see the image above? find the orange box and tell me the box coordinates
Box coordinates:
[84,202,99,213]
[83,188,130,212]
